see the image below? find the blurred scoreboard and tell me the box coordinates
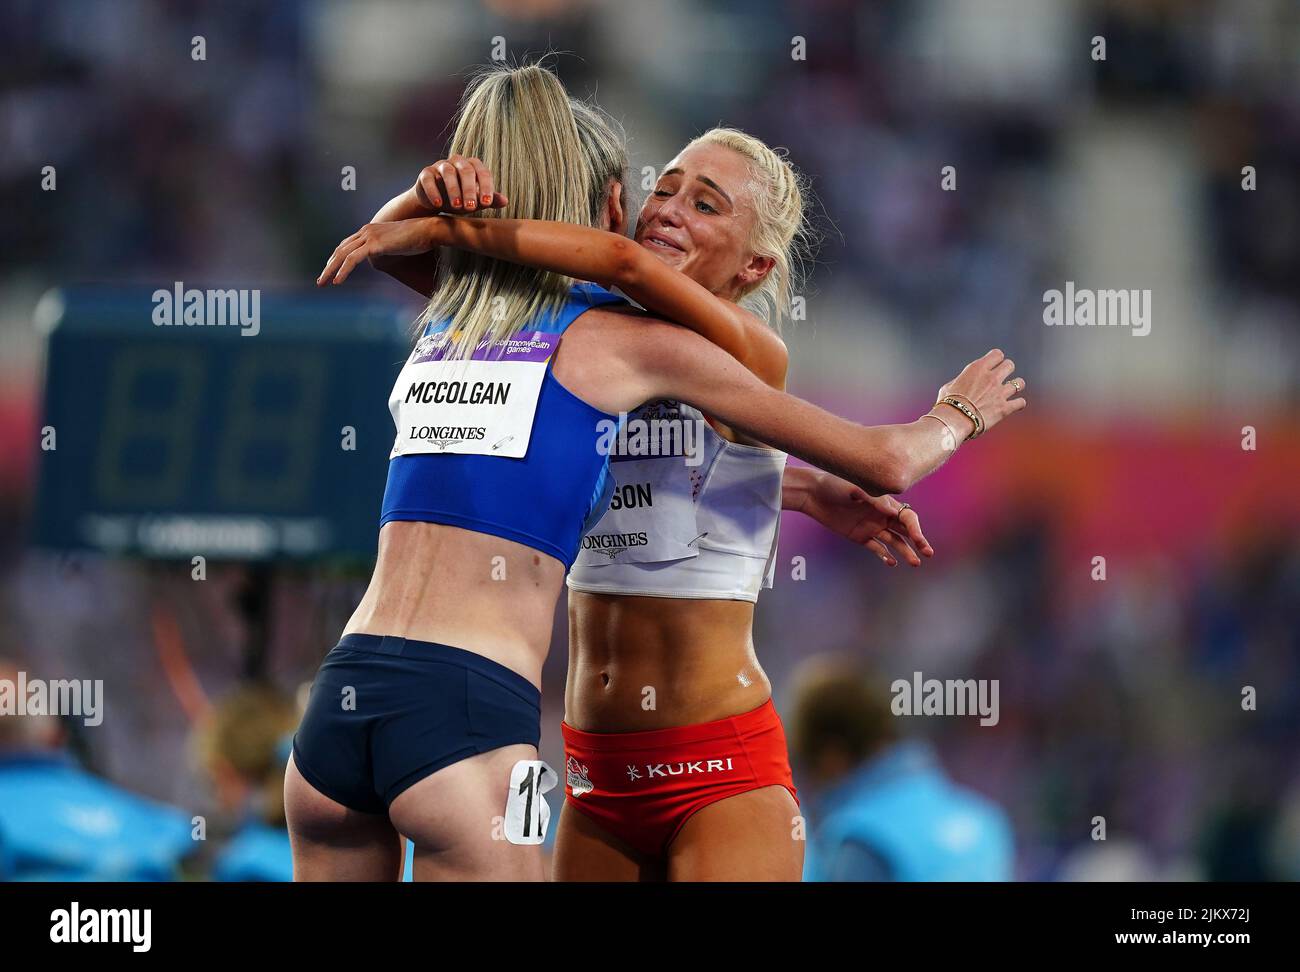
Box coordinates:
[32,288,412,561]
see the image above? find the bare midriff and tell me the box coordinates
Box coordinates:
[342,520,565,688]
[565,590,771,731]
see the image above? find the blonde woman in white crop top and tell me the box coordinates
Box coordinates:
[367,130,1028,881]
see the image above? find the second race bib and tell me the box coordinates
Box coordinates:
[388,328,560,460]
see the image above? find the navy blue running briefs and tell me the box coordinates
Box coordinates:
[291,634,541,814]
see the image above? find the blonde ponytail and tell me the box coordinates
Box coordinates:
[423,64,627,357]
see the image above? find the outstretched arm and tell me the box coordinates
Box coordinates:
[565,314,1027,496]
[424,218,777,380]
[666,349,964,496]
[320,215,784,383]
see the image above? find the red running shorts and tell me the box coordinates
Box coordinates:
[561,699,798,859]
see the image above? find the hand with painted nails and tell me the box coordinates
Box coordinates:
[413,155,508,215]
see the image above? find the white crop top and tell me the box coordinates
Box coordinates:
[566,399,786,602]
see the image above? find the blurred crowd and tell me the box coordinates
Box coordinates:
[3,0,1298,398]
[1,0,1298,880]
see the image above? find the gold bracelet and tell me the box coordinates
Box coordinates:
[946,393,987,435]
[939,395,983,437]
[938,390,981,416]
[937,395,984,438]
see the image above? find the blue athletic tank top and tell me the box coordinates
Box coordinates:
[380,283,626,567]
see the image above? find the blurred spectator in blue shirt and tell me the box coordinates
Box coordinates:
[0,659,195,880]
[194,682,298,882]
[790,660,1014,881]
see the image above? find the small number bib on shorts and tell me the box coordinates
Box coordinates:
[504,759,557,845]
[388,328,562,460]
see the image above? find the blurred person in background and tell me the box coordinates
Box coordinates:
[0,659,194,881]
[194,683,299,882]
[790,659,1013,881]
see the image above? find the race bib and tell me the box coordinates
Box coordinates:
[575,455,706,565]
[503,759,557,845]
[388,328,561,460]
[575,400,719,566]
